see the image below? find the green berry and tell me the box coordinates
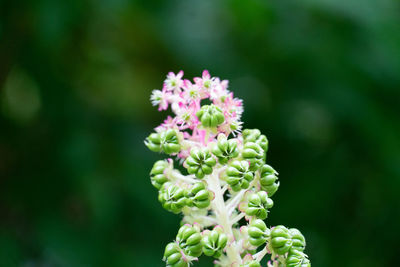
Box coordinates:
[145,129,181,154]
[270,225,293,255]
[202,228,228,258]
[176,224,203,257]
[246,191,274,220]
[225,160,254,192]
[196,104,225,128]
[164,242,189,267]
[212,134,239,164]
[158,183,188,214]
[186,182,212,209]
[286,250,311,267]
[242,142,264,171]
[150,160,169,189]
[242,129,269,152]
[184,147,216,179]
[289,228,306,252]
[248,219,270,247]
[259,164,279,197]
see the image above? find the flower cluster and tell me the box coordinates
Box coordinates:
[145,71,311,267]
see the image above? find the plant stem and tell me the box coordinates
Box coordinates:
[206,168,242,265]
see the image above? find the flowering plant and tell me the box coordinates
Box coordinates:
[145,70,311,267]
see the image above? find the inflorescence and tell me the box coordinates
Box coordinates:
[145,70,311,267]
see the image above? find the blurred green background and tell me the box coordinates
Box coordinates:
[1,0,400,266]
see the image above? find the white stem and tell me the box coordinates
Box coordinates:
[253,245,269,262]
[230,213,245,225]
[171,170,197,184]
[206,169,242,265]
[226,190,246,215]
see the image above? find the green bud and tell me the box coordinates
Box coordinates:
[145,129,181,154]
[150,160,169,189]
[286,250,311,267]
[212,134,239,164]
[259,164,279,197]
[196,104,225,128]
[248,219,270,247]
[164,242,189,267]
[242,129,269,152]
[158,183,188,214]
[240,261,261,267]
[289,228,306,252]
[246,191,274,220]
[186,182,212,209]
[184,147,216,179]
[270,225,293,255]
[242,142,264,171]
[202,228,228,258]
[176,224,203,257]
[225,160,254,192]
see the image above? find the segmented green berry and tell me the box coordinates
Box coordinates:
[226,160,254,192]
[240,261,261,267]
[286,250,311,267]
[184,147,216,179]
[164,242,189,267]
[176,224,203,257]
[259,164,279,197]
[246,191,274,220]
[202,228,228,258]
[158,183,188,214]
[242,142,264,171]
[212,134,239,164]
[289,228,306,252]
[145,129,181,154]
[248,219,270,247]
[186,182,212,209]
[196,104,225,127]
[150,160,169,189]
[160,129,181,154]
[242,129,269,152]
[145,132,162,152]
[270,225,293,255]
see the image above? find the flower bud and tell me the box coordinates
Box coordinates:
[286,250,311,267]
[150,160,169,189]
[225,160,254,192]
[270,225,293,255]
[212,134,240,164]
[289,228,306,252]
[184,147,216,179]
[246,191,274,220]
[242,142,264,171]
[202,227,228,258]
[176,224,203,257]
[196,104,225,128]
[186,182,212,209]
[259,164,279,197]
[248,219,270,247]
[242,129,269,152]
[159,183,188,214]
[164,242,189,267]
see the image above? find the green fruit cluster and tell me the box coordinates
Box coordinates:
[225,160,254,191]
[145,129,181,154]
[196,104,225,127]
[248,219,270,247]
[176,224,203,257]
[245,191,274,220]
[164,242,189,267]
[186,182,212,209]
[286,250,311,267]
[158,182,188,214]
[184,147,216,179]
[202,228,228,258]
[150,160,169,189]
[242,142,264,171]
[259,164,279,197]
[212,134,239,164]
[242,129,269,152]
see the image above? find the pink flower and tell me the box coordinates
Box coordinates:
[194,70,214,94]
[164,71,184,94]
[150,89,171,111]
